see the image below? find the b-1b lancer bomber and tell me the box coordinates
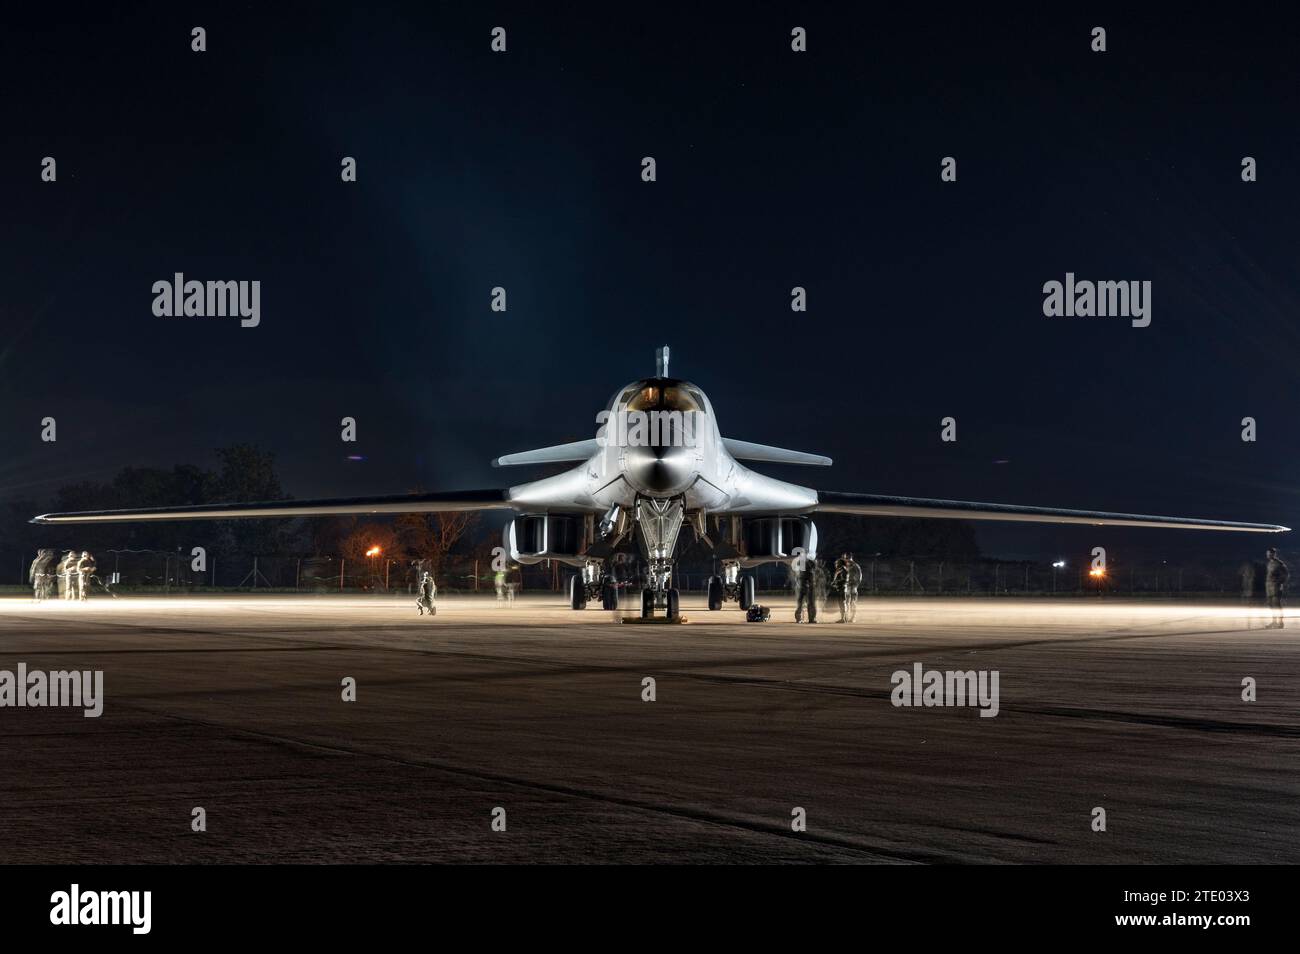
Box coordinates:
[34,347,1287,619]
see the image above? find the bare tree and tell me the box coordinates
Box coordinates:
[395,510,479,578]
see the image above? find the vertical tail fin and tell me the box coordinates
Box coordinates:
[656,345,670,378]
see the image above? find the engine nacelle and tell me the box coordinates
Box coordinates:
[506,513,585,567]
[738,516,818,566]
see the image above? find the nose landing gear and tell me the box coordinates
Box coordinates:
[570,496,696,622]
[637,586,680,620]
[635,497,685,620]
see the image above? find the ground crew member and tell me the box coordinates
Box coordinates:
[1266,547,1289,628]
[76,551,96,601]
[795,557,819,624]
[833,552,863,623]
[416,572,437,616]
[28,549,56,602]
[57,551,77,600]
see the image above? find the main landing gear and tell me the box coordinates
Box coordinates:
[570,560,621,610]
[705,560,754,612]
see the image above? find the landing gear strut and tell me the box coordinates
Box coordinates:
[636,497,685,619]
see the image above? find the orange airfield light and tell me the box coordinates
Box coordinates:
[1088,567,1105,578]
[365,546,382,558]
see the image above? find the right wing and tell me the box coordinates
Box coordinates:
[813,491,1289,533]
[723,438,832,467]
[32,489,513,524]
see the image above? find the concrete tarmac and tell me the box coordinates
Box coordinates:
[0,593,1296,864]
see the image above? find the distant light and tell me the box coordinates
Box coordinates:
[1089,567,1105,578]
[365,546,381,557]
[1052,560,1066,568]
[346,455,366,461]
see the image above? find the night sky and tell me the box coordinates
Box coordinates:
[4,5,1299,562]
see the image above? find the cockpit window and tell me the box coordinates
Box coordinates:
[626,386,660,411]
[625,383,703,413]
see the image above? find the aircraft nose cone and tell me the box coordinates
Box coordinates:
[625,443,694,495]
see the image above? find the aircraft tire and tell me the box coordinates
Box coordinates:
[707,576,724,611]
[739,574,756,610]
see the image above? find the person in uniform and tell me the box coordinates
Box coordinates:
[416,571,437,616]
[833,552,863,623]
[76,551,96,601]
[27,551,41,601]
[505,562,519,605]
[43,550,59,600]
[494,565,507,604]
[57,551,78,600]
[1265,547,1289,628]
[28,549,55,602]
[795,557,819,624]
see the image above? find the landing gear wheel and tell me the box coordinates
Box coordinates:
[641,588,654,620]
[569,575,587,610]
[602,582,619,610]
[666,588,680,619]
[739,574,756,611]
[707,575,724,611]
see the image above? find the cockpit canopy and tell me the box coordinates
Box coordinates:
[611,378,709,414]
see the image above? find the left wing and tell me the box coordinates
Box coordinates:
[813,491,1288,533]
[32,489,513,524]
[493,439,599,467]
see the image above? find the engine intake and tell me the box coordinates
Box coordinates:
[740,516,818,563]
[506,513,584,566]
